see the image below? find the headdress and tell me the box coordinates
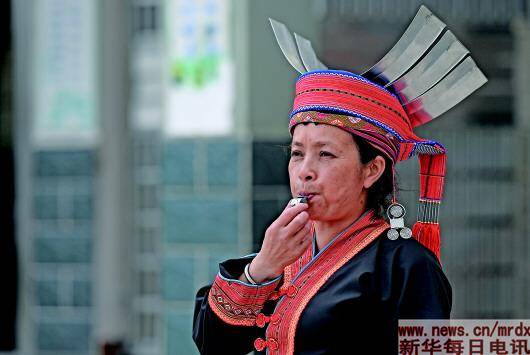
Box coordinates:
[270,5,487,261]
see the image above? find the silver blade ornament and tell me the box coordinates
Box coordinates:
[294,32,328,72]
[404,56,488,128]
[363,5,446,86]
[269,18,307,74]
[392,30,469,104]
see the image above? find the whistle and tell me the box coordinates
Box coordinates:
[289,196,308,207]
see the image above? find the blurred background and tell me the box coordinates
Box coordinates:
[2,0,530,354]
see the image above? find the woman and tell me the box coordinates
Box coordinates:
[193,7,486,354]
[193,107,451,354]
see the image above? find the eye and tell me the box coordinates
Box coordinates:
[320,151,335,158]
[290,150,303,158]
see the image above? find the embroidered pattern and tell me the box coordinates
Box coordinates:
[207,273,281,327]
[410,142,445,156]
[290,111,388,135]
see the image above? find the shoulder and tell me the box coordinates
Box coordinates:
[375,229,443,271]
[373,230,452,314]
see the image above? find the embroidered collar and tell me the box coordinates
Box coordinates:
[311,210,373,260]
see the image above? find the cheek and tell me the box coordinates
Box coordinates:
[322,167,364,201]
[288,163,295,187]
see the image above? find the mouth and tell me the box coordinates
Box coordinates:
[297,192,317,201]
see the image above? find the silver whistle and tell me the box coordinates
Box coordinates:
[289,196,308,207]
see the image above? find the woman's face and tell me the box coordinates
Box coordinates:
[288,123,383,222]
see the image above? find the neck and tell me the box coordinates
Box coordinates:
[313,208,370,251]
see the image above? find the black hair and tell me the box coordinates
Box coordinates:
[351,134,394,217]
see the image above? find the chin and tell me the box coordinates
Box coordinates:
[306,206,325,221]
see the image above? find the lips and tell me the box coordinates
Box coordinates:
[298,192,317,201]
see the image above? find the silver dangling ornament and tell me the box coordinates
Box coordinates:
[386,203,412,240]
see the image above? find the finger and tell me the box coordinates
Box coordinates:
[295,236,312,252]
[283,211,310,235]
[276,202,308,227]
[293,231,313,254]
[268,202,304,230]
[288,220,312,243]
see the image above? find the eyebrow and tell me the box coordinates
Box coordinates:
[291,141,338,148]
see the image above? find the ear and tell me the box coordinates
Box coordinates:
[362,156,386,189]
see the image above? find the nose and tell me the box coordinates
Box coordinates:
[298,156,317,182]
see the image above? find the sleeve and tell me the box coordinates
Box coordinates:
[192,254,282,354]
[394,241,452,319]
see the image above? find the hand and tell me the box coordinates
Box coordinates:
[249,202,312,283]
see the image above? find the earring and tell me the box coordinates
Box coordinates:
[386,203,412,240]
